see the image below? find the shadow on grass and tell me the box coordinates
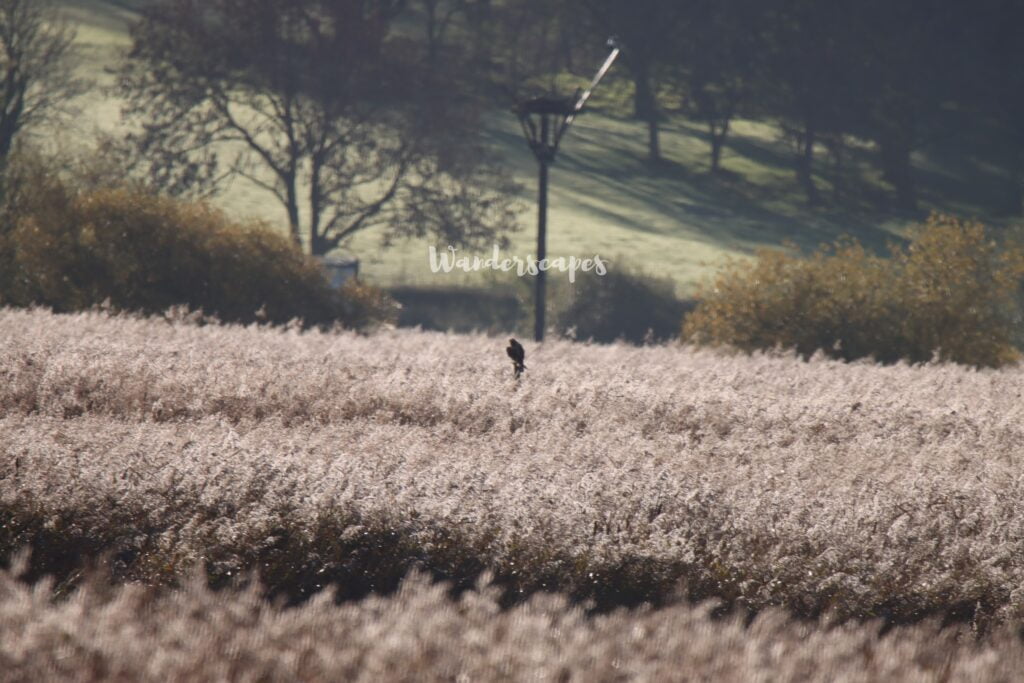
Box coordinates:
[554,141,908,258]
[1,509,1010,637]
[486,107,1024,270]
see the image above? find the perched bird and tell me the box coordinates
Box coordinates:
[506,338,526,378]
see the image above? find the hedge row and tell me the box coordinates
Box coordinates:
[0,166,395,328]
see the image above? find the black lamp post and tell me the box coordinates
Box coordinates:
[515,95,575,343]
[515,39,621,342]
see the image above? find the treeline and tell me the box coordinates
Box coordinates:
[416,0,1024,213]
[7,0,1024,355]
[8,0,1020,261]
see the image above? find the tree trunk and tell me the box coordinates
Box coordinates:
[827,135,846,202]
[0,86,25,162]
[632,61,661,164]
[879,131,916,211]
[424,0,440,67]
[647,115,660,164]
[311,232,330,257]
[796,125,819,204]
[1009,140,1024,216]
[708,119,729,173]
[284,175,302,252]
[710,134,723,173]
[309,160,325,255]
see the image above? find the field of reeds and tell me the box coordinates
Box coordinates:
[4,306,1024,680]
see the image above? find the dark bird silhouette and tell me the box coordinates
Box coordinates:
[506,338,526,378]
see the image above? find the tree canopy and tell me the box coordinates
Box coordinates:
[119,0,520,256]
[0,0,84,164]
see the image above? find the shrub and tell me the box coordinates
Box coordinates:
[683,214,1024,367]
[389,284,522,334]
[336,279,402,331]
[381,263,688,344]
[0,149,73,303]
[2,186,396,328]
[553,266,691,344]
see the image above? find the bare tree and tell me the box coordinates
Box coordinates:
[0,0,84,165]
[119,0,519,256]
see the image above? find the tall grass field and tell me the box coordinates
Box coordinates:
[4,307,1024,679]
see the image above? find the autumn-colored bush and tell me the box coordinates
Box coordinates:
[0,149,71,303]
[683,214,1024,367]
[2,186,396,328]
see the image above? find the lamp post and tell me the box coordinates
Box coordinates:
[515,38,621,342]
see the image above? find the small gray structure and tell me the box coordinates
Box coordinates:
[318,255,360,288]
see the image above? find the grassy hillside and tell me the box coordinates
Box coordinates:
[4,307,1024,676]
[58,1,1019,295]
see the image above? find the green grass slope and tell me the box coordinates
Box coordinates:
[58,1,1020,294]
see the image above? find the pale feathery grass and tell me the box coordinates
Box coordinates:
[1,561,1021,682]
[3,306,1024,677]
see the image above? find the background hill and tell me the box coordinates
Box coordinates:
[57,0,1019,294]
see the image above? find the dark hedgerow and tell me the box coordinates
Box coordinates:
[683,214,1024,367]
[553,266,691,345]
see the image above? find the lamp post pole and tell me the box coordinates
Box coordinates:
[535,116,550,342]
[515,38,620,343]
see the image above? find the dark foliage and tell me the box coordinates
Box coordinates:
[1,180,397,328]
